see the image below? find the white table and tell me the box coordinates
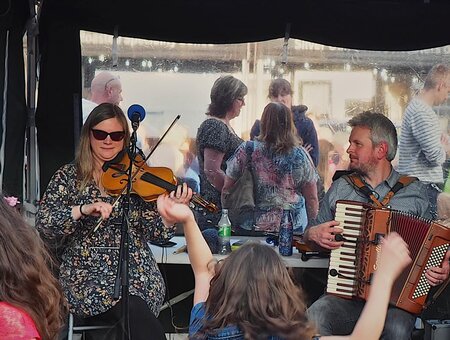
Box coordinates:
[149,236,329,268]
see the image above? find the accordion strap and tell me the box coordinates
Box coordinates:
[344,173,418,207]
[381,175,418,206]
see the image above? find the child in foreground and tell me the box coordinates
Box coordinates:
[0,193,66,340]
[157,186,412,340]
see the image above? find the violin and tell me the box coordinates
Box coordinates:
[101,149,219,213]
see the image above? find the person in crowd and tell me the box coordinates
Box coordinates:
[317,139,339,193]
[223,102,318,233]
[330,131,350,172]
[82,71,123,122]
[304,111,450,339]
[196,75,248,229]
[250,78,319,166]
[156,191,413,340]
[0,193,66,340]
[398,64,450,188]
[82,72,149,155]
[36,103,191,340]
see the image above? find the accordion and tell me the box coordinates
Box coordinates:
[327,200,450,314]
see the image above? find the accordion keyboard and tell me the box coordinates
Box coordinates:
[327,202,365,297]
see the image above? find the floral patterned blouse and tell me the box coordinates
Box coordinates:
[36,163,175,318]
[226,141,317,233]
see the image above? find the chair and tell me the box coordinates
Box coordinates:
[67,313,114,340]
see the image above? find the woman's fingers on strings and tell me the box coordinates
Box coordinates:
[183,183,193,202]
[175,184,185,199]
[181,182,188,195]
[168,182,192,204]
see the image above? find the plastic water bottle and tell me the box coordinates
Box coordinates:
[218,209,232,255]
[278,210,293,256]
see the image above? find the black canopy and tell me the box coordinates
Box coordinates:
[1,0,449,199]
[41,0,450,50]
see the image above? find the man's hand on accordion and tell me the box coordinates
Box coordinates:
[425,248,450,286]
[303,221,345,250]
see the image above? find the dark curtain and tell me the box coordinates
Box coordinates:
[0,0,28,198]
[36,8,81,194]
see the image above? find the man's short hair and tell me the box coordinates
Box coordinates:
[424,64,450,91]
[348,111,398,161]
[268,78,293,98]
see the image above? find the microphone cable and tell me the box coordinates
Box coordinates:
[157,241,190,335]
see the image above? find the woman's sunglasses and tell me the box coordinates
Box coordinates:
[91,129,125,141]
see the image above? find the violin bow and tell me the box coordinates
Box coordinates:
[87,115,181,237]
[142,115,181,164]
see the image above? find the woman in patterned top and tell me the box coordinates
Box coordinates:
[196,75,248,229]
[36,103,191,340]
[224,102,318,233]
[0,193,66,340]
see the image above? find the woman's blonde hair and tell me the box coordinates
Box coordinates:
[200,242,315,340]
[0,194,66,339]
[75,103,130,190]
[258,102,301,154]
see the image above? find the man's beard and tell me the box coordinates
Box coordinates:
[350,167,367,177]
[349,157,377,177]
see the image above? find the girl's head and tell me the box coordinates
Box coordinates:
[259,102,300,153]
[0,194,65,339]
[203,242,314,340]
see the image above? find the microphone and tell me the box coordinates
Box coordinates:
[127,104,146,131]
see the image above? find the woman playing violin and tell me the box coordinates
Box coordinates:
[37,103,192,340]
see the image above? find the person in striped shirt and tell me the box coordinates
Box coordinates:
[398,64,450,187]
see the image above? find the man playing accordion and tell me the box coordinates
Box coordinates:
[304,111,450,340]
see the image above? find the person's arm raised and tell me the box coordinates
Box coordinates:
[156,186,214,305]
[322,232,412,340]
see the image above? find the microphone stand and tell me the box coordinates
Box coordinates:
[94,114,180,339]
[113,128,139,340]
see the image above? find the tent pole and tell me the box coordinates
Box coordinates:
[23,0,39,223]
